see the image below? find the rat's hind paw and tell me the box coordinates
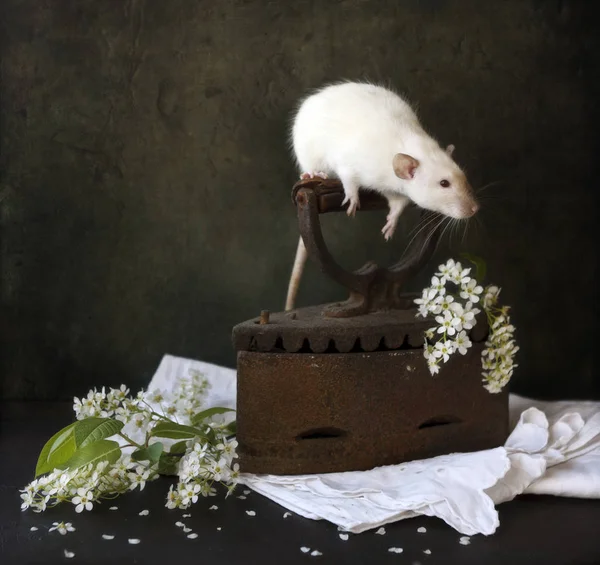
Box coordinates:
[342,194,360,217]
[381,218,397,241]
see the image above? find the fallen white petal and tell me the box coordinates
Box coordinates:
[187,533,198,539]
[128,539,141,545]
[375,527,386,535]
[217,527,221,531]
[283,512,292,519]
[339,533,349,541]
[209,505,218,510]
[182,527,192,533]
[424,549,432,555]
[388,547,403,554]
[237,495,246,500]
[175,521,185,528]
[311,550,322,556]
[64,550,75,559]
[417,527,427,533]
[109,506,118,510]
[183,514,191,518]
[246,510,256,516]
[243,490,251,495]
[138,510,150,516]
[300,547,310,553]
[459,536,471,545]
[30,527,38,532]
[102,534,115,540]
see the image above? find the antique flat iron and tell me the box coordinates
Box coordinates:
[232,178,508,475]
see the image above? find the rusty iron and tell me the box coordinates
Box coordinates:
[234,301,430,354]
[235,345,508,475]
[292,178,442,317]
[231,178,509,475]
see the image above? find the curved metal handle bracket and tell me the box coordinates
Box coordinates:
[293,178,441,318]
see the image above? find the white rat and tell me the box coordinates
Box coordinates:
[285,81,479,311]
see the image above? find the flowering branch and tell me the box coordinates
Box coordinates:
[414,257,518,393]
[20,370,239,514]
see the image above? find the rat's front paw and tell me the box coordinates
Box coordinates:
[299,171,328,180]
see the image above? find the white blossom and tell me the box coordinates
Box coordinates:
[460,279,484,302]
[179,484,201,507]
[427,358,441,375]
[415,258,518,393]
[20,491,34,511]
[434,341,454,362]
[49,521,75,535]
[483,286,500,308]
[423,341,435,360]
[72,489,93,513]
[453,331,472,355]
[430,276,446,296]
[33,495,50,513]
[128,467,151,491]
[436,259,456,280]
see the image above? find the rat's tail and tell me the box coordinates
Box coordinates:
[285,236,307,311]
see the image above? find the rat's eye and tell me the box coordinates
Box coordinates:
[439,179,451,188]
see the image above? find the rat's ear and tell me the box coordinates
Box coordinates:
[446,144,455,156]
[393,153,419,180]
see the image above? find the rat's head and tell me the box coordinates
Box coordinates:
[392,145,479,219]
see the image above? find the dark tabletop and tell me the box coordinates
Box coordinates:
[1,401,599,565]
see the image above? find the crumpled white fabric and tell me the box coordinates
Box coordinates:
[148,354,600,536]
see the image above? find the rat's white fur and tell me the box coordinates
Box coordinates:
[285,81,478,311]
[292,81,475,218]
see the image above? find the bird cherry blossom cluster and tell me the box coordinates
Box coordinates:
[166,435,240,510]
[414,258,518,393]
[20,369,238,514]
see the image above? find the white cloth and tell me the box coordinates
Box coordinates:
[148,354,600,536]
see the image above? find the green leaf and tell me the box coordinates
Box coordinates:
[151,422,204,440]
[157,453,179,476]
[460,252,487,282]
[199,424,217,445]
[74,418,124,448]
[61,439,121,471]
[225,421,237,435]
[191,407,235,426]
[131,442,164,463]
[35,422,77,477]
[168,440,189,454]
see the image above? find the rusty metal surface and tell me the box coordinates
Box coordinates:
[291,178,442,317]
[234,301,430,354]
[236,344,509,475]
[232,301,488,354]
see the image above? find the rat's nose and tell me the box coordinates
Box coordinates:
[470,203,480,215]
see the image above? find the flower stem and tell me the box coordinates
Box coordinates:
[118,432,142,448]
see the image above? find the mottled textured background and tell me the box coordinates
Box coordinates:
[1,0,598,400]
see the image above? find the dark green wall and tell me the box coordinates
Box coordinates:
[1,0,598,400]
